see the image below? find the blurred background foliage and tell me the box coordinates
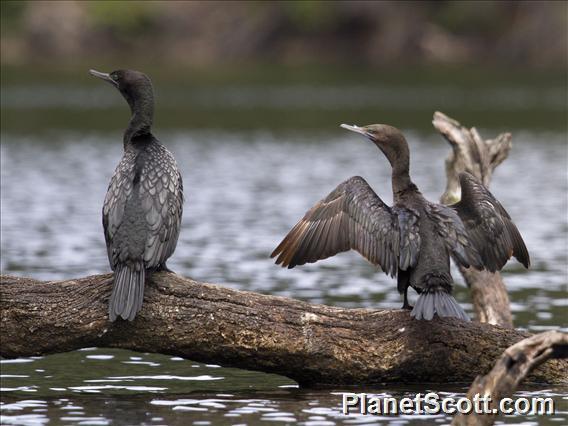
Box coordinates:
[1,0,565,69]
[0,1,566,132]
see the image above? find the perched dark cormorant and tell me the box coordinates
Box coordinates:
[271,124,529,321]
[90,69,184,321]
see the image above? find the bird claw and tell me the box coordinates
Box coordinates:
[156,264,175,273]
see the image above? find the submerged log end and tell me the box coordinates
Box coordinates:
[452,331,568,426]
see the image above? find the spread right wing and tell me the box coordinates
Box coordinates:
[271,176,421,277]
[451,172,530,271]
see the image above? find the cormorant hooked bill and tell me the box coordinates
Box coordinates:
[90,69,184,322]
[271,124,529,321]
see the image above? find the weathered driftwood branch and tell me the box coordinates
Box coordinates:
[1,273,566,387]
[433,112,514,328]
[453,331,568,426]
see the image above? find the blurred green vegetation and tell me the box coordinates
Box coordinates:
[280,1,339,33]
[1,1,566,68]
[433,1,504,36]
[85,1,158,38]
[1,1,565,134]
[0,1,24,33]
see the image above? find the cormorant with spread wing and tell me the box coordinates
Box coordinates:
[271,124,529,321]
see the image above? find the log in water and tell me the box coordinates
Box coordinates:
[1,273,566,387]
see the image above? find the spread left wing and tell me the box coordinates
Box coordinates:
[271,176,421,277]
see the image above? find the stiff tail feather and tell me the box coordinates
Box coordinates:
[109,262,145,321]
[411,290,469,321]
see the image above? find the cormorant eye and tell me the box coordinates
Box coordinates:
[111,73,119,81]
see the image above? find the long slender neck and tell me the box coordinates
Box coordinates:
[123,92,154,147]
[390,154,416,201]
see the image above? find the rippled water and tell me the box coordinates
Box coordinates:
[1,129,567,425]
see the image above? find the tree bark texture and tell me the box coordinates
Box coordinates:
[1,273,566,387]
[433,112,514,328]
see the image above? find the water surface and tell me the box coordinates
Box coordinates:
[1,126,566,425]
[1,61,567,426]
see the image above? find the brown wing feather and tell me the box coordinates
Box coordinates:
[271,176,420,277]
[451,172,530,271]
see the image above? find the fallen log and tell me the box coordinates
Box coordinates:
[1,273,566,387]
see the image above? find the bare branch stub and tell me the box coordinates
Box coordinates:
[433,111,512,203]
[433,112,514,328]
[452,331,568,426]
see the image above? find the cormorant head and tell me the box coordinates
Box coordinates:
[340,123,410,170]
[89,69,153,113]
